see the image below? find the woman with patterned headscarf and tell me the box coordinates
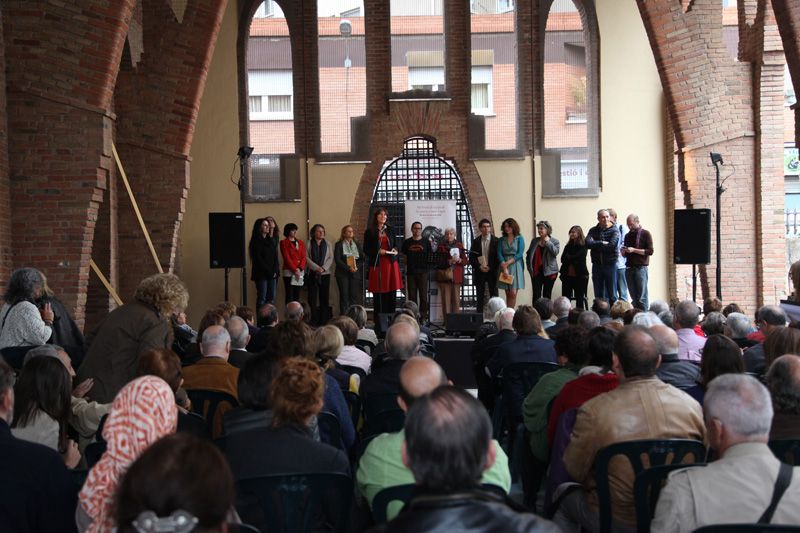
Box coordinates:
[76,375,178,532]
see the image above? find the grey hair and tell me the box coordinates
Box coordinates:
[495,308,515,331]
[23,344,65,366]
[201,326,231,352]
[5,267,46,304]
[705,374,773,438]
[701,312,726,337]
[632,311,661,328]
[225,316,250,349]
[674,300,701,328]
[658,310,674,328]
[346,304,368,328]
[552,296,572,318]
[725,312,753,339]
[627,213,640,223]
[483,297,506,321]
[444,227,457,236]
[577,310,601,330]
[766,355,800,415]
[649,300,669,315]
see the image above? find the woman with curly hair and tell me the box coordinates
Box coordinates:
[77,273,189,403]
[0,268,54,367]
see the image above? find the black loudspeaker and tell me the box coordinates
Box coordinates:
[209,212,245,269]
[674,209,711,265]
[445,313,483,336]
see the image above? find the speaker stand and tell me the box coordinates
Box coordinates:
[224,267,230,302]
[692,264,697,303]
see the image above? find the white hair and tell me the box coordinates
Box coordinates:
[495,308,515,331]
[726,313,753,339]
[483,297,506,321]
[705,374,773,437]
[649,300,669,315]
[552,296,571,318]
[632,311,661,328]
[201,325,231,352]
[226,316,249,349]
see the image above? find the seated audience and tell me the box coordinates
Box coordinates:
[0,359,78,533]
[222,354,279,436]
[181,309,226,365]
[648,300,669,316]
[547,326,620,446]
[657,309,673,327]
[0,268,53,356]
[591,298,611,323]
[472,307,516,411]
[622,308,643,325]
[577,310,601,330]
[170,311,196,359]
[38,273,86,367]
[77,376,177,532]
[555,326,705,532]
[236,305,259,337]
[760,326,800,374]
[373,386,558,532]
[652,324,700,389]
[610,300,632,322]
[401,300,433,345]
[224,357,349,529]
[476,296,506,342]
[78,273,188,403]
[684,334,744,405]
[12,355,80,467]
[703,296,723,317]
[766,354,800,440]
[722,302,743,316]
[742,305,787,372]
[701,311,726,337]
[673,300,705,362]
[114,433,234,533]
[181,325,239,400]
[329,315,371,374]
[215,301,237,319]
[523,326,589,463]
[630,310,660,327]
[361,321,420,400]
[313,325,351,391]
[358,357,511,520]
[546,296,572,339]
[652,374,800,531]
[225,316,254,369]
[535,298,555,330]
[347,304,378,347]
[246,303,278,352]
[285,300,305,322]
[487,305,556,377]
[725,312,757,349]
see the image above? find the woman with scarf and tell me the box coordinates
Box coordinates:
[334,224,363,316]
[306,224,333,326]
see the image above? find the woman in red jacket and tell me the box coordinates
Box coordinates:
[280,223,306,305]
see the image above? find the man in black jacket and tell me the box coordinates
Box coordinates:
[373,386,559,533]
[585,209,620,304]
[470,219,500,314]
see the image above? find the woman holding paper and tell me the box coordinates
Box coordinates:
[497,217,525,308]
[334,224,363,315]
[435,227,468,316]
[280,222,306,305]
[364,208,403,316]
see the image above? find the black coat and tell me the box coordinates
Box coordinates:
[249,233,280,281]
[364,225,399,267]
[559,240,590,278]
[469,235,500,280]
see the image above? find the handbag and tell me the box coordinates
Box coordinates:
[498,271,514,285]
[436,268,453,282]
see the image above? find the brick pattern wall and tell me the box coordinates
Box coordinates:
[0,9,12,284]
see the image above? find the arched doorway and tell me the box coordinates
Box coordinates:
[367,136,477,310]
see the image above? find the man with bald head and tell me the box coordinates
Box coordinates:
[357,357,511,520]
[182,325,239,401]
[652,324,700,388]
[766,354,800,440]
[555,326,704,532]
[471,307,516,410]
[361,321,422,401]
[285,301,304,322]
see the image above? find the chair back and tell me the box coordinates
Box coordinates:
[693,526,800,532]
[595,439,706,533]
[317,411,342,450]
[342,390,361,429]
[362,392,399,420]
[371,484,414,524]
[362,408,405,439]
[633,463,706,533]
[186,389,239,439]
[500,362,559,423]
[338,364,367,383]
[769,439,800,466]
[236,473,352,533]
[354,339,374,355]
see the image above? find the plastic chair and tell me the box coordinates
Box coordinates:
[235,473,352,533]
[634,463,707,533]
[371,483,415,523]
[186,389,239,439]
[362,408,405,439]
[594,439,706,533]
[342,390,361,429]
[769,439,800,466]
[317,411,342,450]
[362,392,399,420]
[338,364,367,384]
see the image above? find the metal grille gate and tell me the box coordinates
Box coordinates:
[366,136,476,310]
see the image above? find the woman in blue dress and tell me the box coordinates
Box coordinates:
[497,217,525,308]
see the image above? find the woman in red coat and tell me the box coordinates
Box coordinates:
[363,207,403,316]
[280,222,306,305]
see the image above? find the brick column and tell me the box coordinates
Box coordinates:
[0,9,12,284]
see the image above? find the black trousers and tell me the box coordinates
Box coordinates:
[474,271,498,313]
[561,276,589,310]
[532,274,556,302]
[283,276,302,305]
[308,274,331,325]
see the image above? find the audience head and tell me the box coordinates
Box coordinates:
[237,354,280,411]
[591,298,610,317]
[513,305,546,337]
[701,312,726,337]
[722,303,743,317]
[757,305,787,332]
[225,316,250,350]
[114,433,234,533]
[215,301,237,320]
[402,300,422,323]
[403,386,493,493]
[658,310,674,328]
[555,327,590,367]
[631,310,660,327]
[648,300,669,316]
[398,356,448,411]
[703,297,723,317]
[313,325,344,370]
[649,324,679,357]
[674,300,701,329]
[328,316,359,346]
[704,374,772,453]
[285,301,304,321]
[552,296,571,319]
[197,309,226,345]
[268,320,313,359]
[134,273,189,316]
[200,325,231,358]
[346,304,368,329]
[725,312,753,340]
[483,296,506,322]
[5,267,47,304]
[604,321,624,333]
[271,357,324,427]
[24,344,75,378]
[577,310,601,330]
[386,322,421,360]
[0,360,13,423]
[533,298,553,323]
[764,326,800,368]
[766,355,800,415]
[495,308,515,331]
[610,300,632,321]
[236,305,255,325]
[699,334,744,386]
[80,376,178,531]
[301,302,313,325]
[567,307,582,325]
[587,326,617,368]
[258,303,279,327]
[13,355,71,450]
[612,325,660,380]
[137,348,183,393]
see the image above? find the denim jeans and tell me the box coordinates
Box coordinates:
[615,267,629,301]
[625,265,649,310]
[592,263,617,303]
[256,277,277,309]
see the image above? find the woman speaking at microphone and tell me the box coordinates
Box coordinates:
[364,207,403,316]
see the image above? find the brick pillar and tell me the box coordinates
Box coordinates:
[113,0,226,301]
[3,1,135,327]
[0,8,12,284]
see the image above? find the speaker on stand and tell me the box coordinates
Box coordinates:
[674,209,711,303]
[209,212,246,302]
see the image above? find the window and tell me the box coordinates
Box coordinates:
[248,70,293,121]
[470,65,492,115]
[254,0,285,18]
[391,0,445,94]
[409,66,445,91]
[786,64,797,108]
